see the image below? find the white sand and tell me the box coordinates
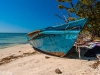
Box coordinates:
[0,44,100,75]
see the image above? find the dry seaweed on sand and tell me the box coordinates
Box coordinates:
[0,51,37,65]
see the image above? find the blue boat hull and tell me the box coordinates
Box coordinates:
[27,18,88,57]
[42,18,87,31]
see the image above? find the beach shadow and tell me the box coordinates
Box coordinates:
[33,46,98,61]
[64,46,98,61]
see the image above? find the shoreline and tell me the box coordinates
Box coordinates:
[0,44,33,59]
[0,43,29,49]
[0,44,100,75]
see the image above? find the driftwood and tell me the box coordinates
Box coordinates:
[75,33,91,59]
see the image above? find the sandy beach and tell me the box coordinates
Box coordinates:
[0,44,100,75]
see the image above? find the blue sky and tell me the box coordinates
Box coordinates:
[0,0,78,33]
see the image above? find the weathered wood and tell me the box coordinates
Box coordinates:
[28,30,41,37]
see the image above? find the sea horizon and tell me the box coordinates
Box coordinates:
[0,32,28,34]
[0,33,28,49]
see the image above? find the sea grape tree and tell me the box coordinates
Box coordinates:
[57,0,100,38]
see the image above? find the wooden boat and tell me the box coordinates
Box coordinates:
[27,18,88,57]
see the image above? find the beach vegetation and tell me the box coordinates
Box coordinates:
[57,0,100,39]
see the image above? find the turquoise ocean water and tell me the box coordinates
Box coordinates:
[0,33,28,49]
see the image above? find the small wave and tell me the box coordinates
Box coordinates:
[0,43,28,49]
[0,43,14,46]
